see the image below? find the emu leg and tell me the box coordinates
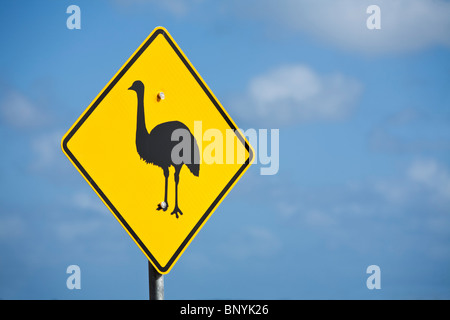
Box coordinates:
[171,167,183,218]
[157,168,169,211]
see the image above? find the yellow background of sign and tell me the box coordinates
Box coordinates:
[62,27,253,273]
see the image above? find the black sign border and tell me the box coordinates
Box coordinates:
[62,27,253,273]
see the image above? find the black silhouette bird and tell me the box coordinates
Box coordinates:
[128,80,200,218]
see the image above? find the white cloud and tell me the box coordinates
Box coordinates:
[361,159,450,206]
[232,0,450,54]
[407,159,450,202]
[231,64,362,126]
[222,226,282,260]
[239,157,450,257]
[54,219,104,242]
[0,90,48,129]
[28,130,77,183]
[0,215,26,240]
[111,0,450,54]
[305,209,337,228]
[72,192,109,215]
[370,108,450,153]
[276,200,299,218]
[110,1,450,54]
[112,0,204,16]
[30,131,64,171]
[374,179,409,204]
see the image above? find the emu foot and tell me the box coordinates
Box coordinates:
[157,201,168,212]
[170,206,183,219]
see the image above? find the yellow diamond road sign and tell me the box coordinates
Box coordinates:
[61,27,254,274]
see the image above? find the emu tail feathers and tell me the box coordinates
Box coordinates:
[187,162,200,177]
[187,133,200,177]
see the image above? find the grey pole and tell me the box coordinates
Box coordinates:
[148,261,164,300]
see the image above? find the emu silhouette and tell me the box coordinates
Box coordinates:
[128,80,200,218]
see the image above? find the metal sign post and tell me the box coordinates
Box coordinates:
[148,261,164,300]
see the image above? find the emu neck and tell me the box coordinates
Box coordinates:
[136,88,148,137]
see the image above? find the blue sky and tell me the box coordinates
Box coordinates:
[1,0,449,299]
